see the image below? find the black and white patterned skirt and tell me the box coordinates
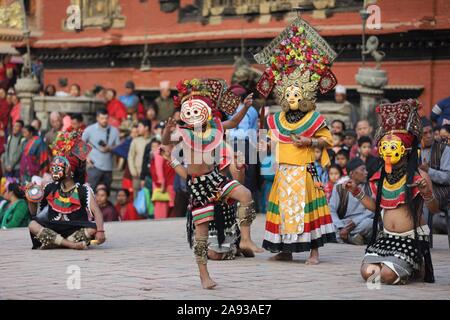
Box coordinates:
[363,226,430,281]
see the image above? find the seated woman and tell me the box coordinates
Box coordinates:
[27,131,106,250]
[115,189,141,221]
[1,183,29,229]
[96,187,119,222]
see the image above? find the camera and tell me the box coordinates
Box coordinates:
[98,140,107,147]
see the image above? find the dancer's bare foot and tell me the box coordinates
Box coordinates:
[200,274,217,290]
[269,252,293,261]
[305,249,319,265]
[70,241,87,250]
[239,239,264,257]
[305,256,319,265]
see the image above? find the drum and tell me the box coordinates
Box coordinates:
[25,184,44,203]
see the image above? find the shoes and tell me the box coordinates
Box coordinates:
[349,233,365,245]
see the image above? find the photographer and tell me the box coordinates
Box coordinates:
[82,109,120,190]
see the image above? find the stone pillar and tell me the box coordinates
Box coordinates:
[33,96,105,131]
[355,67,388,128]
[15,77,40,125]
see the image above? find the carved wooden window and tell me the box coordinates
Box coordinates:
[201,0,315,16]
[70,0,125,29]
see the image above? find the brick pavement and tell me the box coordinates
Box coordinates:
[1,215,449,300]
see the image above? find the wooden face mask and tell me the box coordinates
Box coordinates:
[284,85,303,111]
[180,98,211,128]
[379,135,406,174]
[50,156,71,182]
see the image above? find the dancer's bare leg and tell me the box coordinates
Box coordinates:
[305,248,319,265]
[361,263,382,281]
[228,186,264,255]
[29,221,86,250]
[380,265,400,284]
[195,222,217,289]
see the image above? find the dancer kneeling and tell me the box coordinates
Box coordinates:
[27,131,106,250]
[161,78,262,289]
[346,100,439,285]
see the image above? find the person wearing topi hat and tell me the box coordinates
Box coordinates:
[334,84,358,128]
[329,157,374,245]
[155,80,174,122]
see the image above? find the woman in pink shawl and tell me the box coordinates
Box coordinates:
[20,125,50,182]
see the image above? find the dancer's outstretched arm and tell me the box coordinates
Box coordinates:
[162,117,178,145]
[222,93,253,130]
[161,144,188,179]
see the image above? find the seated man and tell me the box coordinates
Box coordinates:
[329,158,374,245]
[26,131,106,250]
[420,117,450,235]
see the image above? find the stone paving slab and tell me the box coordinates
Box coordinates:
[1,216,449,300]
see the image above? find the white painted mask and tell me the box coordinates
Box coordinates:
[180,98,211,127]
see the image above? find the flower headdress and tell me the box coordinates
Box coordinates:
[51,130,92,170]
[254,18,337,100]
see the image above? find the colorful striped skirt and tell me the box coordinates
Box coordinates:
[263,164,336,253]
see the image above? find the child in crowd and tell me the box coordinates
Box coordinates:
[357,136,379,179]
[342,129,357,154]
[332,132,344,154]
[324,164,343,201]
[314,147,329,185]
[260,150,276,214]
[335,149,350,176]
